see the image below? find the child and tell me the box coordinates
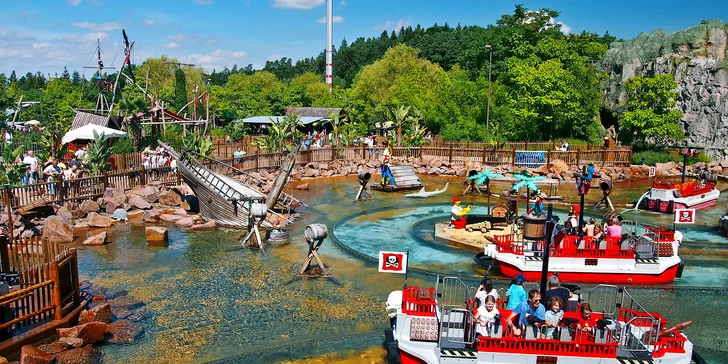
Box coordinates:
[584,217,596,237]
[543,296,564,339]
[475,295,499,338]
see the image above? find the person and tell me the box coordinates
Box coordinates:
[475,277,499,306]
[605,217,622,237]
[583,217,596,237]
[380,140,396,186]
[506,289,545,337]
[233,147,246,164]
[575,163,595,196]
[63,164,78,180]
[543,296,564,339]
[425,130,433,143]
[143,145,153,155]
[225,134,232,144]
[593,224,604,241]
[2,128,12,143]
[22,150,39,184]
[566,204,579,234]
[528,193,544,216]
[42,158,61,195]
[74,146,87,160]
[449,196,471,228]
[543,275,573,310]
[559,139,570,152]
[505,274,527,310]
[475,295,499,338]
[365,134,374,159]
[158,152,169,166]
[575,303,596,336]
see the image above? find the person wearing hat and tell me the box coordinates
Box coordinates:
[566,204,579,234]
[543,275,573,310]
[575,163,595,196]
[380,140,396,187]
[449,196,472,228]
[504,273,527,310]
[528,192,544,216]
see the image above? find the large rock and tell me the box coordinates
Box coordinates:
[548,160,570,175]
[58,337,84,349]
[172,208,188,216]
[127,210,145,220]
[81,232,107,246]
[142,185,160,203]
[128,195,152,210]
[104,201,119,214]
[55,206,74,224]
[42,216,73,244]
[86,212,113,228]
[295,183,309,190]
[190,220,217,231]
[143,209,160,223]
[56,322,109,345]
[157,190,182,206]
[103,188,126,205]
[19,345,55,364]
[79,200,100,214]
[78,303,112,324]
[159,214,183,223]
[145,227,168,245]
[54,345,100,364]
[175,217,195,227]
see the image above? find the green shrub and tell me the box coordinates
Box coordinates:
[209,128,227,137]
[632,151,675,165]
[110,138,135,154]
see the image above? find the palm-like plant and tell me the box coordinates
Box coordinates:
[86,130,112,175]
[313,110,348,147]
[467,169,504,187]
[183,130,213,157]
[118,96,150,152]
[0,142,24,185]
[388,105,410,147]
[402,107,429,148]
[254,115,303,153]
[509,170,546,202]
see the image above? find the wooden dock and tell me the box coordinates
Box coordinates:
[371,165,423,192]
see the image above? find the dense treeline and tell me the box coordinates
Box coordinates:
[3,5,634,147]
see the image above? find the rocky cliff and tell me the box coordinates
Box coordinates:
[601,19,728,160]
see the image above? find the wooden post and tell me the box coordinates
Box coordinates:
[50,262,62,320]
[602,147,607,167]
[449,146,453,163]
[330,144,335,162]
[576,151,580,169]
[525,141,529,150]
[3,187,13,241]
[255,150,260,171]
[419,145,423,162]
[546,150,551,167]
[71,250,80,307]
[176,169,182,185]
[482,146,487,164]
[103,171,109,189]
[140,167,147,186]
[0,235,9,274]
[511,148,516,166]
[628,146,633,167]
[57,174,64,203]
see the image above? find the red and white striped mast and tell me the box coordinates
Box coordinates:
[325,0,333,92]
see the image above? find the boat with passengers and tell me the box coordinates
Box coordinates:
[483,216,685,285]
[384,278,698,364]
[635,171,719,214]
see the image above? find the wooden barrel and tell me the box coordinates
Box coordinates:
[603,211,622,224]
[358,171,371,182]
[522,215,546,241]
[707,172,718,183]
[599,180,613,192]
[250,203,268,219]
[305,223,328,241]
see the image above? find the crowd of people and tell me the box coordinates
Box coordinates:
[140,145,173,170]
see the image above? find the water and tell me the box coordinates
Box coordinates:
[74,175,728,363]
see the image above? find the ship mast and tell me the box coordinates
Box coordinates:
[82,38,116,115]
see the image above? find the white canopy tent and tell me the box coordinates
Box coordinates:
[61,124,127,144]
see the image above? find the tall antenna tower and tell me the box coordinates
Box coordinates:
[325,0,333,92]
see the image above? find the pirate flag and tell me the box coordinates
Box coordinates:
[378,251,408,274]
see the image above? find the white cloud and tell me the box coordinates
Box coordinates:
[394,18,411,32]
[164,41,180,49]
[72,22,120,32]
[340,0,346,5]
[273,0,324,10]
[67,0,81,5]
[32,43,49,49]
[375,18,411,33]
[204,39,218,46]
[267,54,283,61]
[193,0,213,4]
[557,22,572,35]
[184,49,247,71]
[374,20,392,32]
[316,16,344,24]
[168,34,192,43]
[143,19,155,26]
[82,32,108,42]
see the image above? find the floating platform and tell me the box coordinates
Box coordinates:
[370,165,423,192]
[433,216,516,252]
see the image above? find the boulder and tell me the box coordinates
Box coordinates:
[157,190,182,206]
[142,185,160,203]
[79,200,100,214]
[19,345,55,364]
[78,303,112,325]
[548,160,570,174]
[104,201,119,214]
[159,214,182,223]
[145,227,168,245]
[172,208,188,216]
[102,188,126,205]
[87,212,113,228]
[57,322,109,345]
[81,232,107,246]
[143,209,161,223]
[190,220,217,231]
[56,206,74,224]
[107,295,144,310]
[175,217,195,227]
[37,341,66,354]
[127,210,145,220]
[58,337,85,349]
[126,185,144,197]
[106,320,144,344]
[54,345,100,364]
[110,306,133,320]
[295,183,309,190]
[128,195,152,210]
[42,216,73,244]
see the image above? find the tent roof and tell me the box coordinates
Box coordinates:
[70,111,109,131]
[286,107,341,118]
[239,116,324,125]
[61,123,126,144]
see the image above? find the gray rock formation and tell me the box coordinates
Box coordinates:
[601,19,728,160]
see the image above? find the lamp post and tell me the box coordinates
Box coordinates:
[485,45,493,142]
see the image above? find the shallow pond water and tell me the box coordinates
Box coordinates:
[75,175,728,363]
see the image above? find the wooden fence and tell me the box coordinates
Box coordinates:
[0,236,80,341]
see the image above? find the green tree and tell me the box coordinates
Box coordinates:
[620,74,684,149]
[118,95,151,152]
[86,130,113,175]
[174,68,187,113]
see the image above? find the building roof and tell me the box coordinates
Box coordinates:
[286,107,341,118]
[240,116,324,125]
[70,111,110,131]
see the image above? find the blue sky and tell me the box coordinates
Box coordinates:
[1,0,727,76]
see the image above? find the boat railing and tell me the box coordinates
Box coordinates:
[477,335,618,358]
[585,284,621,318]
[616,289,663,354]
[443,308,477,345]
[652,332,688,358]
[401,286,436,317]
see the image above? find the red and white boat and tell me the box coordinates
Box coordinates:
[484,223,684,284]
[636,180,719,213]
[385,279,697,364]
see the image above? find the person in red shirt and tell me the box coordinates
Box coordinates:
[575,303,597,340]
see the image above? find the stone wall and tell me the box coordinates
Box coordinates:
[601,19,728,161]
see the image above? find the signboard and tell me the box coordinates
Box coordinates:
[674,209,696,224]
[378,251,408,274]
[648,167,656,178]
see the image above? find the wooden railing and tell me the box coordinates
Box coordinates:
[0,236,80,335]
